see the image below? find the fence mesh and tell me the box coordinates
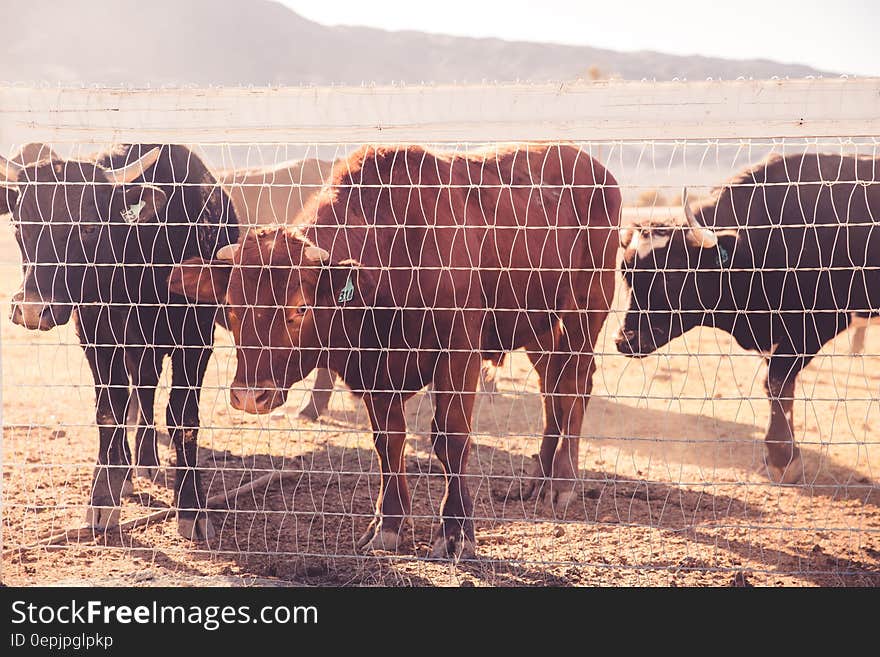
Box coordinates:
[1,84,879,586]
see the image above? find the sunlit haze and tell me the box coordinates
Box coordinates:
[282,0,880,76]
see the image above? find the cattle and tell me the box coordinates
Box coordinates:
[169,143,620,557]
[215,157,340,420]
[615,153,880,484]
[0,144,238,541]
[216,156,496,421]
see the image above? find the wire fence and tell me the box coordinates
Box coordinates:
[1,80,879,586]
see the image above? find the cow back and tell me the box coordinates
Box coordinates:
[219,158,334,226]
[696,152,880,348]
[306,144,619,362]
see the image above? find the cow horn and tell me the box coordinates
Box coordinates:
[0,155,23,182]
[304,246,331,263]
[102,147,161,184]
[215,243,240,262]
[682,187,718,248]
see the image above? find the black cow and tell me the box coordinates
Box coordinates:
[615,153,880,484]
[0,144,238,541]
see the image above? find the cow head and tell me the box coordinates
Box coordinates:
[615,188,733,357]
[168,229,376,414]
[1,148,166,330]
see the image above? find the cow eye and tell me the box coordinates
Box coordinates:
[290,305,309,320]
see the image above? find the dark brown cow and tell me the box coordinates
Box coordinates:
[170,144,620,557]
[2,144,238,541]
[616,153,880,484]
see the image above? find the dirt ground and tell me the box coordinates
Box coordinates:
[1,219,879,588]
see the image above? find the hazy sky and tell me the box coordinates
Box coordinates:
[281,0,880,76]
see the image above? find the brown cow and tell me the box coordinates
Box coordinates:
[170,144,620,557]
[216,157,345,420]
[217,156,497,420]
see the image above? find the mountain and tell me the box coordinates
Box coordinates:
[0,0,834,86]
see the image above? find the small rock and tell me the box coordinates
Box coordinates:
[554,526,565,538]
[459,578,475,587]
[50,429,66,439]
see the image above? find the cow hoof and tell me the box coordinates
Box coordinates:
[178,513,216,543]
[500,466,544,502]
[551,488,578,515]
[85,505,121,531]
[766,454,804,485]
[358,529,401,552]
[510,478,539,502]
[430,535,476,560]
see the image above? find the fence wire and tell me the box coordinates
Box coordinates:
[1,123,879,586]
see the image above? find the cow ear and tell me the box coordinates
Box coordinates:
[0,185,19,216]
[618,226,635,249]
[120,184,167,223]
[168,256,231,304]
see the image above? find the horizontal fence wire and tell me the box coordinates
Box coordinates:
[1,81,880,587]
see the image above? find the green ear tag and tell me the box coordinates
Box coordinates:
[121,200,146,223]
[337,273,355,304]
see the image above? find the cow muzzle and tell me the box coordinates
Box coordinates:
[10,291,72,331]
[230,380,288,414]
[614,327,658,358]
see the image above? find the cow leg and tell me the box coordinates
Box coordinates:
[125,348,164,480]
[514,325,563,503]
[428,351,480,559]
[518,312,599,514]
[357,394,410,552]
[549,310,603,513]
[167,346,215,542]
[542,358,593,515]
[540,315,596,515]
[517,345,556,502]
[764,354,805,484]
[82,343,132,530]
[298,368,335,420]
